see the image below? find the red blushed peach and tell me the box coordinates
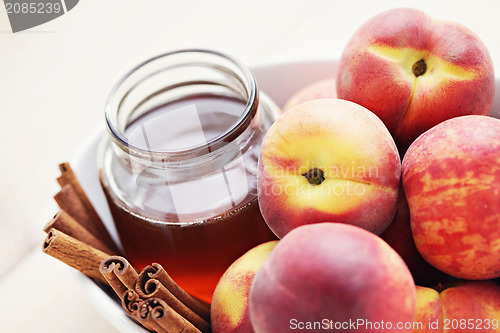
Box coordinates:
[402,115,500,280]
[380,185,449,286]
[414,282,500,333]
[337,8,494,152]
[258,99,400,238]
[440,281,500,332]
[211,241,278,333]
[282,79,337,111]
[249,223,416,333]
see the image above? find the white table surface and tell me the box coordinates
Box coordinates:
[1,0,499,331]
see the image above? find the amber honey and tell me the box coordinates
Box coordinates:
[100,50,278,303]
[103,188,276,303]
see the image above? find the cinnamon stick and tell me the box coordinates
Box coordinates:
[56,162,120,254]
[54,184,91,229]
[140,264,211,322]
[137,275,210,332]
[57,162,103,227]
[143,298,202,333]
[122,290,163,332]
[99,256,139,298]
[42,228,111,285]
[100,263,127,298]
[122,289,143,313]
[44,210,115,254]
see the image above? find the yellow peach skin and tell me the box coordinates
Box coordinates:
[211,241,278,333]
[258,99,401,238]
[337,8,494,152]
[402,115,500,280]
[413,286,442,333]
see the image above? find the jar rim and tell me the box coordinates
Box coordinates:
[104,49,259,160]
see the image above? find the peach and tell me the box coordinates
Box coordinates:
[336,8,495,152]
[258,99,400,238]
[380,185,449,286]
[282,78,337,111]
[249,223,416,333]
[211,241,278,333]
[402,115,500,280]
[413,286,442,333]
[440,281,500,332]
[414,282,500,333]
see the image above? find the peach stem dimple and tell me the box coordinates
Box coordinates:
[412,59,427,77]
[302,168,325,185]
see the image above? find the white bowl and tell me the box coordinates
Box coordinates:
[72,57,500,332]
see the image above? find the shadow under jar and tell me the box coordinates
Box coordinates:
[99,50,279,303]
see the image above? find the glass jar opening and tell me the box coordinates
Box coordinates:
[105,49,259,162]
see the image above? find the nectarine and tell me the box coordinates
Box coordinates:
[211,241,278,333]
[282,79,337,111]
[258,99,400,238]
[402,115,500,280]
[337,8,495,151]
[249,223,416,333]
[414,282,500,333]
[380,186,449,286]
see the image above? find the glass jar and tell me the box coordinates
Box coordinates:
[99,49,279,302]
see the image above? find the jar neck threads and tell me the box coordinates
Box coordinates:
[105,49,259,166]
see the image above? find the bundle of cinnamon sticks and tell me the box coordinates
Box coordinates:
[101,257,210,332]
[42,163,211,333]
